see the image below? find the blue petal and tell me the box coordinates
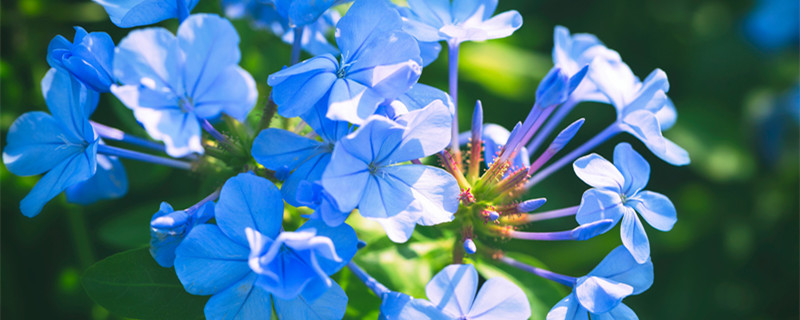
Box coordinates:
[250,228,340,301]
[282,153,331,207]
[619,211,650,264]
[386,101,452,163]
[425,264,478,317]
[41,68,96,142]
[321,144,370,213]
[3,112,82,176]
[406,0,450,29]
[216,172,285,244]
[93,0,199,28]
[391,83,454,116]
[467,277,531,320]
[379,291,451,320]
[379,165,459,225]
[326,78,394,124]
[273,0,337,27]
[174,224,251,295]
[113,25,182,94]
[630,191,677,232]
[296,218,358,275]
[300,99,352,143]
[656,97,677,130]
[588,246,654,295]
[345,31,421,97]
[576,189,625,226]
[587,58,639,110]
[418,41,442,67]
[269,56,338,118]
[592,303,639,320]
[20,148,97,217]
[452,0,498,22]
[123,103,203,157]
[252,128,327,172]
[335,0,403,58]
[546,294,589,320]
[612,143,650,196]
[274,281,347,320]
[620,110,666,156]
[358,174,416,219]
[65,154,128,205]
[371,210,420,243]
[178,14,255,120]
[573,153,624,192]
[193,66,257,121]
[204,273,273,320]
[574,276,633,314]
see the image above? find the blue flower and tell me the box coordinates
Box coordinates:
[222,0,341,56]
[295,181,351,227]
[321,102,459,242]
[112,14,258,157]
[93,0,198,28]
[573,143,677,263]
[381,264,531,320]
[3,68,99,217]
[268,0,422,124]
[47,27,115,93]
[64,150,128,205]
[402,0,523,45]
[174,172,357,319]
[744,0,800,51]
[150,200,215,267]
[393,5,442,67]
[547,246,653,320]
[552,26,624,103]
[376,83,455,120]
[252,101,351,208]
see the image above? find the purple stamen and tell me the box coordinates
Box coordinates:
[500,256,576,287]
[97,144,193,170]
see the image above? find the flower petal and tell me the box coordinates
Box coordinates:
[326,78,390,124]
[252,128,327,172]
[193,66,257,121]
[631,190,677,232]
[113,26,182,95]
[573,153,624,192]
[467,277,531,320]
[612,143,650,196]
[388,101,452,162]
[204,273,273,320]
[297,219,358,275]
[620,211,650,264]
[274,281,348,320]
[216,172,284,244]
[379,291,451,320]
[591,303,639,320]
[174,224,251,295]
[65,154,128,205]
[425,264,478,317]
[589,246,653,295]
[93,0,199,28]
[128,105,203,157]
[574,276,633,314]
[3,112,80,176]
[546,294,589,320]
[321,140,371,213]
[20,149,97,217]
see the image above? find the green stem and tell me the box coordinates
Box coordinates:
[68,208,95,269]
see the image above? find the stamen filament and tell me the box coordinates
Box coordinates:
[526,122,621,188]
[347,262,391,297]
[97,144,193,170]
[91,121,165,153]
[500,256,576,287]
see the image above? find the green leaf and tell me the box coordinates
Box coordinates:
[474,253,568,320]
[81,247,208,320]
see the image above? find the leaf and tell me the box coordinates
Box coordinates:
[474,253,568,320]
[81,247,209,320]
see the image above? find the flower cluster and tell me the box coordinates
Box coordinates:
[4,0,688,319]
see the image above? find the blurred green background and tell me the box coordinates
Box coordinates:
[1,0,798,319]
